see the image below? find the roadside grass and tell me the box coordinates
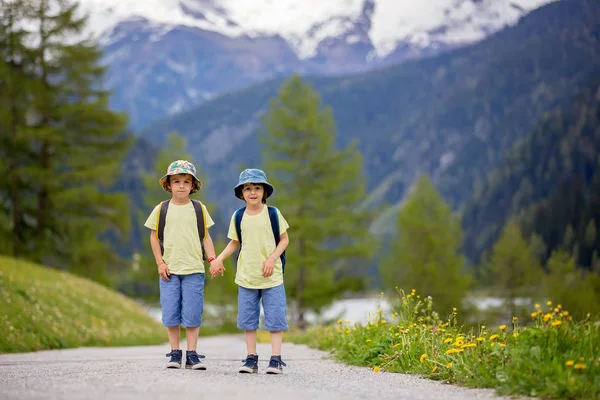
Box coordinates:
[290,289,600,399]
[0,255,165,353]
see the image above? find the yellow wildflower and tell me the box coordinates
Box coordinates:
[366,339,371,343]
[513,333,519,338]
[531,312,537,318]
[337,319,343,324]
[535,303,540,308]
[543,313,553,322]
[461,343,477,348]
[499,325,507,331]
[476,337,485,342]
[373,366,381,372]
[432,366,438,373]
[565,360,574,367]
[563,311,569,316]
[499,343,506,348]
[552,320,562,327]
[489,334,499,341]
[574,363,586,370]
[512,316,518,322]
[420,354,427,363]
[547,301,552,306]
[446,362,453,368]
[445,348,463,355]
[444,338,453,344]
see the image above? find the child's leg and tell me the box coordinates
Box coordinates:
[167,326,181,349]
[237,286,261,354]
[186,327,200,350]
[262,284,289,356]
[160,274,183,349]
[180,273,206,351]
[270,331,283,356]
[245,330,258,355]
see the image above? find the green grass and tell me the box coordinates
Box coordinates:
[290,289,600,399]
[0,255,166,353]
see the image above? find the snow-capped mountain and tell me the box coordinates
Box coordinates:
[76,0,557,128]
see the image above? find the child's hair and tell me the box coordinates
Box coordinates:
[167,174,199,194]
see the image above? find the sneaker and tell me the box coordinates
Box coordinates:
[265,355,287,374]
[165,349,182,369]
[239,354,259,373]
[185,350,207,370]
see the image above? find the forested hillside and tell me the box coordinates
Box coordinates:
[138,0,600,227]
[463,79,600,269]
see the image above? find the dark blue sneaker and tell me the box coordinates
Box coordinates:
[265,355,286,374]
[165,349,182,369]
[185,350,207,370]
[239,354,258,373]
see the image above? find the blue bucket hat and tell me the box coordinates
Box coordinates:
[234,168,274,199]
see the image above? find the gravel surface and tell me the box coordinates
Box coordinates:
[0,334,509,400]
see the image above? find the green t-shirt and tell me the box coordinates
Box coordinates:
[228,205,289,289]
[145,200,214,275]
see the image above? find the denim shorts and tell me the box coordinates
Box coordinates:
[237,284,288,331]
[159,273,205,327]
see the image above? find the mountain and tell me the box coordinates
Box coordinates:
[76,0,555,128]
[462,79,600,268]
[136,0,600,226]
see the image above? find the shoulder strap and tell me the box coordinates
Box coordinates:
[234,207,246,245]
[191,200,207,260]
[234,207,246,262]
[157,200,170,255]
[268,206,286,273]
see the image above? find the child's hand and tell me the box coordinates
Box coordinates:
[158,262,170,281]
[209,258,225,278]
[262,258,275,277]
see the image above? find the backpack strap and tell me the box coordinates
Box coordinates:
[157,200,170,255]
[191,200,207,260]
[156,199,207,260]
[268,206,287,273]
[234,207,246,262]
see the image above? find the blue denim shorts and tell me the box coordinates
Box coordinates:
[237,284,288,331]
[159,273,205,327]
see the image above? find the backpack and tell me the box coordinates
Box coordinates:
[234,206,287,273]
[155,199,207,260]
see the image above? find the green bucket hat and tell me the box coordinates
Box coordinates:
[159,160,203,194]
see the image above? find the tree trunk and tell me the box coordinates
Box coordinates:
[35,2,49,252]
[296,238,306,330]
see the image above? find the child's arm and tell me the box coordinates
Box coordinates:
[150,230,170,281]
[262,232,289,277]
[202,231,218,261]
[216,240,240,262]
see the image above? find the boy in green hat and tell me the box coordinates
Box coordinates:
[144,160,223,370]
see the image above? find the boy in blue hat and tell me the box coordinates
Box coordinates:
[212,168,290,374]
[144,160,223,370]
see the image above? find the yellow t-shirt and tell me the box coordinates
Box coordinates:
[144,200,215,275]
[227,205,289,289]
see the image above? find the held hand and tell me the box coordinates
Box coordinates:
[262,258,275,277]
[158,262,170,281]
[209,258,226,278]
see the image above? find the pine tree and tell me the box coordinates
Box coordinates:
[0,0,35,257]
[0,0,130,282]
[487,219,541,318]
[380,175,471,318]
[261,74,373,329]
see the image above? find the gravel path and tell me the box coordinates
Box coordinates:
[0,334,509,400]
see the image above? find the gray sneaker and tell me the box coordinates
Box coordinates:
[239,354,259,373]
[165,350,182,369]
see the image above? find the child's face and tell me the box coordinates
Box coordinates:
[242,183,264,205]
[169,174,194,199]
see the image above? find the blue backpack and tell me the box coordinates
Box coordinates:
[234,206,287,273]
